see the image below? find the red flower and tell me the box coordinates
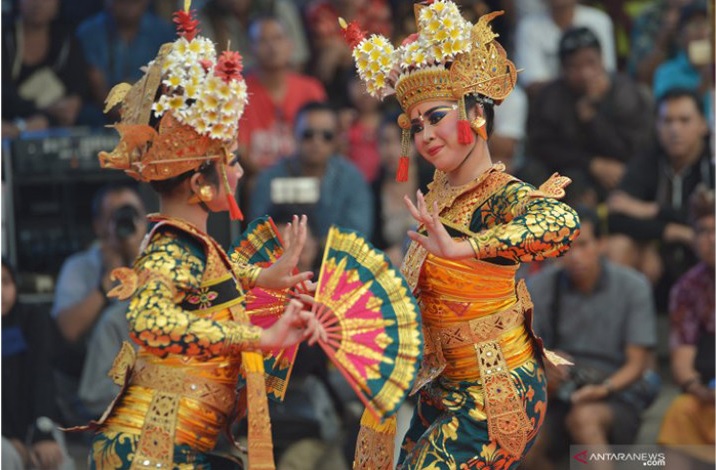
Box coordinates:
[199,58,213,72]
[214,50,244,83]
[173,9,199,41]
[341,20,366,49]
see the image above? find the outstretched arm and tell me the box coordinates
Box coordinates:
[404,182,580,262]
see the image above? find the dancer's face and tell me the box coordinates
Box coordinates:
[409,100,464,173]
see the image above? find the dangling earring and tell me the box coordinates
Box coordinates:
[470,116,488,141]
[193,185,214,202]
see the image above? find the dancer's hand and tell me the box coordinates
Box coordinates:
[257,215,313,290]
[259,299,326,350]
[404,190,474,259]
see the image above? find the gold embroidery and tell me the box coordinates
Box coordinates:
[130,359,236,413]
[130,393,180,469]
[109,342,136,386]
[244,352,275,469]
[353,412,396,470]
[476,340,533,457]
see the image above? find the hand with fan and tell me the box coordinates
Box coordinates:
[231,219,423,420]
[229,215,314,401]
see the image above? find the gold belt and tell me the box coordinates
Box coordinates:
[122,360,238,469]
[130,361,236,413]
[420,294,534,457]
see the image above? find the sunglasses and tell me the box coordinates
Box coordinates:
[301,129,335,142]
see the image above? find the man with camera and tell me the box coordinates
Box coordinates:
[51,183,146,425]
[523,206,660,469]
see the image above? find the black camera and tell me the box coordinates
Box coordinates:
[555,366,608,403]
[112,204,139,240]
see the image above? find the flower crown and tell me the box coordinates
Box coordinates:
[98,3,248,180]
[342,1,517,181]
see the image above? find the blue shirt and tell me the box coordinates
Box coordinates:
[76,11,174,86]
[653,51,713,119]
[249,156,375,240]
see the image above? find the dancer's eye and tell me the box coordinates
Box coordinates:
[426,110,447,126]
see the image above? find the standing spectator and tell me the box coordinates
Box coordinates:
[526,27,653,204]
[249,101,374,240]
[652,3,713,120]
[2,0,88,138]
[658,187,715,467]
[238,16,326,176]
[514,0,616,98]
[524,206,659,470]
[627,0,703,85]
[51,183,147,426]
[2,259,73,470]
[607,88,714,296]
[76,0,174,122]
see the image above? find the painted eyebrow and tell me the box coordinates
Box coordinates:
[410,106,452,124]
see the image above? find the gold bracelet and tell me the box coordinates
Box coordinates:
[246,265,262,290]
[223,324,263,355]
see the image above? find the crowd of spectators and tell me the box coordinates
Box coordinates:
[2,0,714,468]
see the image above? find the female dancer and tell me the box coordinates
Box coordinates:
[344,3,580,468]
[84,6,323,469]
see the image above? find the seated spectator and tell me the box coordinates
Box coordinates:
[198,0,309,70]
[607,88,714,298]
[526,27,653,204]
[653,3,713,121]
[1,0,88,138]
[657,187,715,467]
[249,101,374,241]
[514,0,616,98]
[76,0,173,122]
[370,115,418,267]
[51,183,147,426]
[524,206,660,469]
[627,0,705,85]
[77,301,132,419]
[238,16,326,177]
[490,84,528,173]
[2,259,73,470]
[304,0,392,108]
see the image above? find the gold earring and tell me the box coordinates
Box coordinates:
[199,185,215,202]
[470,116,488,141]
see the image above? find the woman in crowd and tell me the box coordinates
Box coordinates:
[343,3,580,468]
[2,0,88,137]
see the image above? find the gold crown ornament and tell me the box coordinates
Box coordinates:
[340,1,517,181]
[98,0,248,219]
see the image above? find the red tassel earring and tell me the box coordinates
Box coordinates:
[396,114,412,182]
[220,163,243,221]
[457,95,474,145]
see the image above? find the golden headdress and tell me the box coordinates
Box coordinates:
[341,1,517,181]
[98,1,248,218]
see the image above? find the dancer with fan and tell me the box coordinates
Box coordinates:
[342,2,581,469]
[75,4,325,470]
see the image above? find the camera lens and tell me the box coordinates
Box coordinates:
[113,204,139,239]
